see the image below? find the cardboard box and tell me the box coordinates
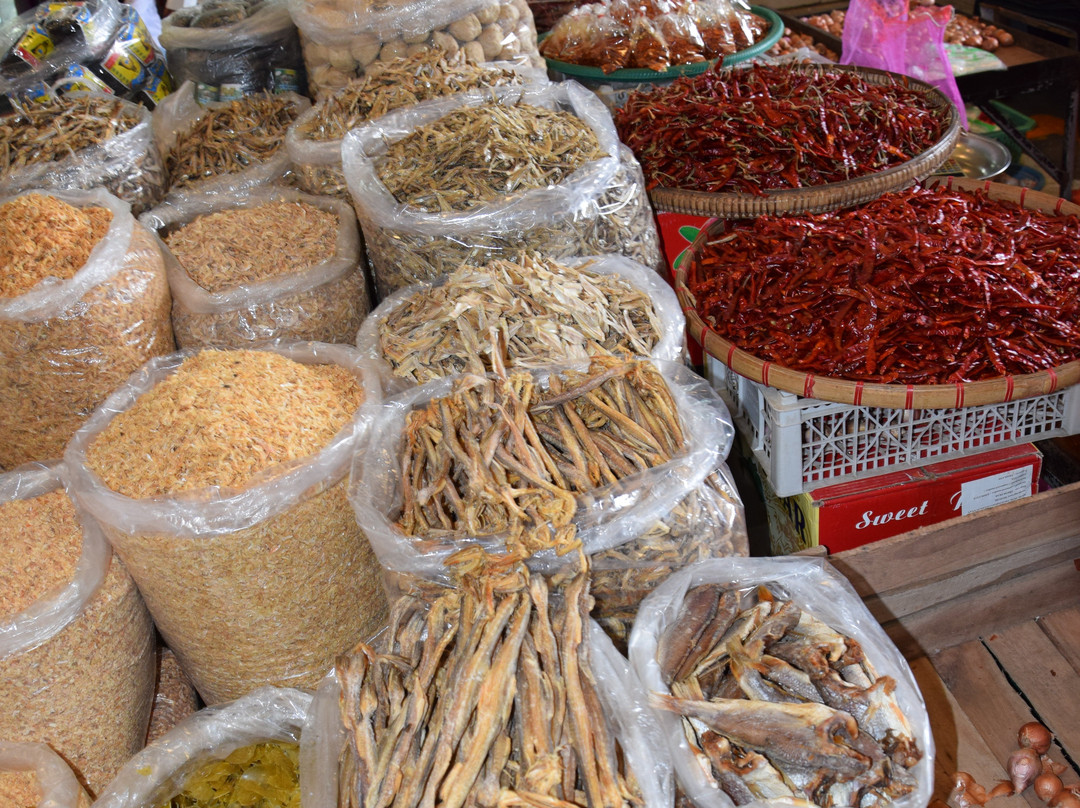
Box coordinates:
[756,444,1042,555]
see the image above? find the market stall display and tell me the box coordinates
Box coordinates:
[64,344,389,706]
[616,62,959,217]
[142,188,370,349]
[801,5,1015,52]
[0,190,174,470]
[287,0,544,99]
[0,463,157,797]
[0,93,168,215]
[343,81,662,299]
[160,0,306,102]
[286,47,543,199]
[356,253,685,388]
[0,741,92,808]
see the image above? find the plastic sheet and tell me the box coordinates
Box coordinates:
[0,741,92,808]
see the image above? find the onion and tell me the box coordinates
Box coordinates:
[1035,773,1064,802]
[1049,792,1080,808]
[1008,747,1042,793]
[1019,722,1054,755]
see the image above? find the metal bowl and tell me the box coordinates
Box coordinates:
[933,130,1012,180]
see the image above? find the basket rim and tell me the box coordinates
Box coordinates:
[647,63,962,218]
[675,177,1080,410]
[539,6,784,83]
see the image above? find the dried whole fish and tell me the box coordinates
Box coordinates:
[336,551,645,808]
[375,255,663,384]
[653,583,922,808]
[165,93,303,191]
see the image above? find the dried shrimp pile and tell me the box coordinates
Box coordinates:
[376,256,663,384]
[654,582,922,808]
[338,553,645,808]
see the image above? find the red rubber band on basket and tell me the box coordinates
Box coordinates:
[1047,367,1059,393]
[1004,375,1015,401]
[1019,187,1028,206]
[954,383,965,408]
[803,373,815,398]
[762,361,772,387]
[905,386,914,409]
[727,344,738,367]
[853,381,864,406]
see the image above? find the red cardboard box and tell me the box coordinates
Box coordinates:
[655,211,714,366]
[760,444,1043,555]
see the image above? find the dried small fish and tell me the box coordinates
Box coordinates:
[165,93,303,190]
[655,583,922,808]
[376,255,663,384]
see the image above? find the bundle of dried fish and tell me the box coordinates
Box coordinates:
[342,83,662,298]
[164,93,305,191]
[652,582,923,808]
[337,551,650,808]
[0,94,167,214]
[287,49,527,199]
[372,255,666,384]
[356,356,745,635]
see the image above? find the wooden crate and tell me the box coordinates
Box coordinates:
[826,481,1080,807]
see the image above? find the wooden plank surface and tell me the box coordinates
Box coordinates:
[1039,607,1080,674]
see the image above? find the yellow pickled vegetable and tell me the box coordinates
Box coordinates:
[157,741,300,808]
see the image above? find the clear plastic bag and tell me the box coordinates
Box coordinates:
[0,741,92,808]
[627,557,935,808]
[160,0,306,99]
[91,686,312,808]
[140,187,370,349]
[0,188,174,470]
[354,253,686,393]
[0,462,157,796]
[342,80,662,299]
[348,358,747,636]
[63,341,389,706]
[0,92,168,215]
[287,0,543,99]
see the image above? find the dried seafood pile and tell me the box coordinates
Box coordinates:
[0,95,166,214]
[653,582,922,807]
[390,357,745,630]
[165,93,304,191]
[338,552,646,808]
[375,256,664,384]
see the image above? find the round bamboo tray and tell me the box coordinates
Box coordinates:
[676,177,1080,409]
[648,63,962,219]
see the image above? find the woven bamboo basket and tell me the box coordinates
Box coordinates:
[675,177,1080,409]
[647,64,962,219]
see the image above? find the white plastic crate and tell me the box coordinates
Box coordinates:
[705,355,1080,498]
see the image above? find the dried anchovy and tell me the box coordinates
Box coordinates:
[377,255,663,384]
[337,552,644,808]
[377,102,604,213]
[0,96,143,174]
[297,49,522,143]
[166,94,302,190]
[365,145,661,298]
[654,583,922,808]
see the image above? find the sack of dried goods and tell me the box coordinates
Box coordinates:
[333,553,673,808]
[0,463,157,797]
[286,0,543,100]
[342,80,663,299]
[141,187,370,349]
[159,0,306,102]
[0,189,174,470]
[350,356,748,645]
[628,557,935,808]
[153,82,310,196]
[0,93,167,215]
[0,741,92,808]
[92,686,311,808]
[356,253,685,390]
[286,47,545,199]
[64,343,389,706]
[146,645,202,745]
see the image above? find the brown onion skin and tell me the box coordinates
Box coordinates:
[1018,721,1054,755]
[1036,773,1064,803]
[1049,792,1080,808]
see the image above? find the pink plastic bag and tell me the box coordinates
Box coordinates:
[841,0,967,126]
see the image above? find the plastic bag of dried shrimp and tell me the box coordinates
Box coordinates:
[0,92,167,216]
[140,187,370,349]
[0,741,92,808]
[628,557,935,808]
[64,341,389,706]
[355,253,686,393]
[0,462,157,797]
[341,80,663,300]
[91,686,311,808]
[0,188,175,470]
[285,49,547,200]
[152,81,311,197]
[348,357,748,646]
[286,0,543,100]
